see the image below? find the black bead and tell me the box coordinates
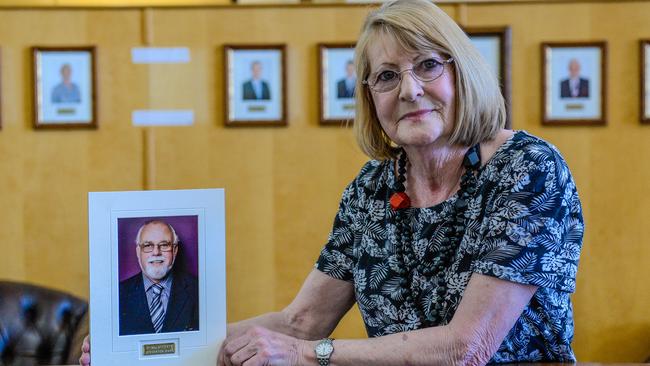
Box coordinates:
[463,144,481,169]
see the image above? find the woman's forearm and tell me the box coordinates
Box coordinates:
[228,311,291,337]
[302,325,471,366]
[228,306,326,341]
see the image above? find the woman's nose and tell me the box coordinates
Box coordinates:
[398,71,424,101]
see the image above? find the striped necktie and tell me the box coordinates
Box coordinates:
[149,283,165,333]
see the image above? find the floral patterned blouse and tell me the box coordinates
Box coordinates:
[315,131,584,363]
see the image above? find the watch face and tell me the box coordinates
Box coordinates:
[316,342,333,355]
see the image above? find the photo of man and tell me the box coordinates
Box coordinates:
[118,219,199,336]
[50,63,81,104]
[560,58,590,98]
[242,61,271,100]
[336,59,356,99]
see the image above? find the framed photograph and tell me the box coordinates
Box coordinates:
[640,40,650,124]
[89,189,226,366]
[542,42,607,125]
[32,46,97,129]
[318,43,356,125]
[466,27,512,128]
[224,44,286,127]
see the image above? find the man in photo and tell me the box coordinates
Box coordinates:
[242,61,271,100]
[119,220,199,335]
[51,63,82,103]
[560,58,590,98]
[336,59,356,99]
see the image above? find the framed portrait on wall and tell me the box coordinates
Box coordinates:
[89,189,226,366]
[32,46,97,129]
[640,40,650,124]
[466,27,512,128]
[542,42,607,126]
[318,43,356,125]
[224,44,286,127]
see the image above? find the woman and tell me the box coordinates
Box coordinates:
[81,0,583,365]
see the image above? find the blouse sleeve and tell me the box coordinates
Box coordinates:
[471,143,584,293]
[314,179,359,282]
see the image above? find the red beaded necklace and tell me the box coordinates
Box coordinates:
[390,149,411,210]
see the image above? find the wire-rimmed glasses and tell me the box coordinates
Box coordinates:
[138,241,176,253]
[362,57,454,93]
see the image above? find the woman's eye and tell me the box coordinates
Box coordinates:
[421,58,441,70]
[377,70,397,82]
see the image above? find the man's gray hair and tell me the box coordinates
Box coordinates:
[135,220,180,245]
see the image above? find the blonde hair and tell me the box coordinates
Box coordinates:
[353,0,506,160]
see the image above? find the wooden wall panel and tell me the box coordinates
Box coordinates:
[0,9,144,298]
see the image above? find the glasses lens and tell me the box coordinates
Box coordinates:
[371,70,399,93]
[140,242,173,252]
[413,58,445,82]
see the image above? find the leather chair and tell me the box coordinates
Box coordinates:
[0,281,88,366]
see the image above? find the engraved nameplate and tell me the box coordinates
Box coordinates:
[565,103,585,111]
[143,342,176,356]
[248,105,267,112]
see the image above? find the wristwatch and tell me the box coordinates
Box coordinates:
[314,338,334,366]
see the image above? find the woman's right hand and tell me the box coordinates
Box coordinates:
[79,335,90,366]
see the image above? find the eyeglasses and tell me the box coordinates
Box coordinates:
[362,57,454,93]
[138,241,176,253]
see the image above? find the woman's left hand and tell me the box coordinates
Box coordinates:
[221,326,310,366]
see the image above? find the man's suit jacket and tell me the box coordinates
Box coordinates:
[560,78,589,98]
[119,270,199,335]
[337,79,354,99]
[242,80,271,100]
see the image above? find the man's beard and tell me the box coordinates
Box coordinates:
[143,256,173,281]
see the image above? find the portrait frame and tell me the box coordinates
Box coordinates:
[318,43,356,126]
[541,41,607,126]
[224,44,287,127]
[466,27,512,128]
[31,46,98,129]
[88,189,226,366]
[640,40,650,124]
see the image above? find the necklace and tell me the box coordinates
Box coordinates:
[390,144,481,325]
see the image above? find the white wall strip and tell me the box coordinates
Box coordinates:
[132,110,195,126]
[131,47,191,64]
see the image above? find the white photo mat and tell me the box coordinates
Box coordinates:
[89,189,226,366]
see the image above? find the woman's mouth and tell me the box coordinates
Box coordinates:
[399,109,434,121]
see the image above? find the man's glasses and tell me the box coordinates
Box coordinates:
[138,241,176,253]
[362,57,454,93]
